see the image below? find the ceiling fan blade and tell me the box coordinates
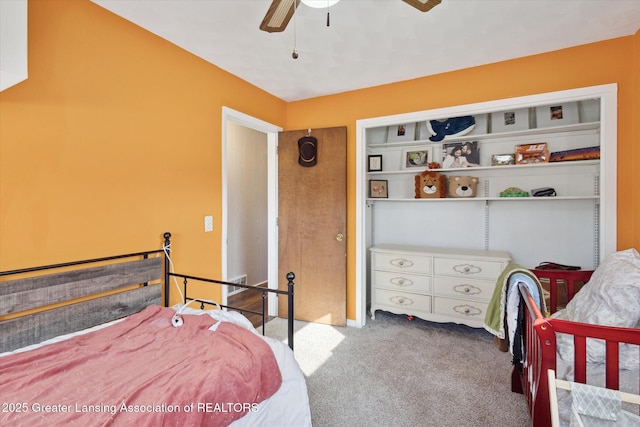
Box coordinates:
[402,0,442,13]
[260,0,301,33]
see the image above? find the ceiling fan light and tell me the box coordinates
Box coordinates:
[301,0,340,8]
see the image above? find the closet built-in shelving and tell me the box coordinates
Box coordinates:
[354,84,618,327]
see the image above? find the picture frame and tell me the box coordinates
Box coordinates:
[401,147,431,169]
[386,123,416,143]
[366,127,388,144]
[535,102,579,128]
[369,180,388,198]
[441,141,480,168]
[490,108,530,133]
[467,113,488,136]
[491,153,515,166]
[367,154,383,172]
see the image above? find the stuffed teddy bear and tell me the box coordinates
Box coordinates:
[415,170,446,199]
[447,176,479,198]
[426,116,476,142]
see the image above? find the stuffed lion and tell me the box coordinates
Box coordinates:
[415,170,446,199]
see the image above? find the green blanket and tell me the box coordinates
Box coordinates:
[483,263,544,339]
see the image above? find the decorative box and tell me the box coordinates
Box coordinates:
[415,170,446,199]
[549,146,600,162]
[515,143,549,165]
[447,176,478,198]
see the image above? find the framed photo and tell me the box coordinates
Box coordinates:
[491,108,530,133]
[441,141,480,168]
[491,153,515,166]
[386,123,416,143]
[369,180,388,198]
[536,102,579,128]
[367,154,383,172]
[401,147,430,169]
[366,127,388,144]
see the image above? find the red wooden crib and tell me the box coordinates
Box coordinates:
[513,268,640,427]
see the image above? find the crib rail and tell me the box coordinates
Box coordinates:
[518,283,557,427]
[517,283,640,427]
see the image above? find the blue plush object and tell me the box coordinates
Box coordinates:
[427,116,476,142]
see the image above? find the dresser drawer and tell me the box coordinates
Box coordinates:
[433,297,488,321]
[434,257,504,280]
[374,289,432,313]
[372,270,431,294]
[433,276,495,302]
[373,252,431,274]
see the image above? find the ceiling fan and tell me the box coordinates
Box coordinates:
[259,0,442,33]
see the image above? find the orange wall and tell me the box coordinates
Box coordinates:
[1,1,638,321]
[286,36,639,320]
[634,29,640,247]
[0,0,286,301]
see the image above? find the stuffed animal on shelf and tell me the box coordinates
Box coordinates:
[447,176,479,198]
[426,116,476,142]
[415,170,446,199]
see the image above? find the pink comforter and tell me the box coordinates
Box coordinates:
[0,305,282,426]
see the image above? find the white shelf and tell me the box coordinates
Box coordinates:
[366,159,600,176]
[367,196,598,203]
[367,121,600,149]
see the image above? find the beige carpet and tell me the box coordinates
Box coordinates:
[265,310,531,427]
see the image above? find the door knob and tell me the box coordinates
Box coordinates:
[336,233,344,242]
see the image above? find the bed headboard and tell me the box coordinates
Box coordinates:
[0,233,171,353]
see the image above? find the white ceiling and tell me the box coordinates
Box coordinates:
[92,0,640,102]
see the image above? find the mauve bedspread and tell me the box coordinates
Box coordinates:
[0,305,282,426]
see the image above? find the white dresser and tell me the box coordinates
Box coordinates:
[370,244,511,328]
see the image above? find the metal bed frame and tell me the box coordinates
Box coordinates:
[0,232,295,352]
[163,233,296,350]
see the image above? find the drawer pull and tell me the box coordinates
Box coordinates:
[391,258,414,269]
[390,296,414,306]
[453,263,481,275]
[392,277,413,287]
[453,304,481,317]
[453,284,481,296]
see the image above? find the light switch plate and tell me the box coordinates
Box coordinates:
[204,216,213,232]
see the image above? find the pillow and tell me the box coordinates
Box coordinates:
[560,248,640,328]
[552,248,640,368]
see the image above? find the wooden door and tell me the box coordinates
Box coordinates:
[278,127,347,326]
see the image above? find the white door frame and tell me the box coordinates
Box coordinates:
[221,107,282,315]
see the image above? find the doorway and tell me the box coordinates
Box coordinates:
[222,107,281,316]
[223,110,348,325]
